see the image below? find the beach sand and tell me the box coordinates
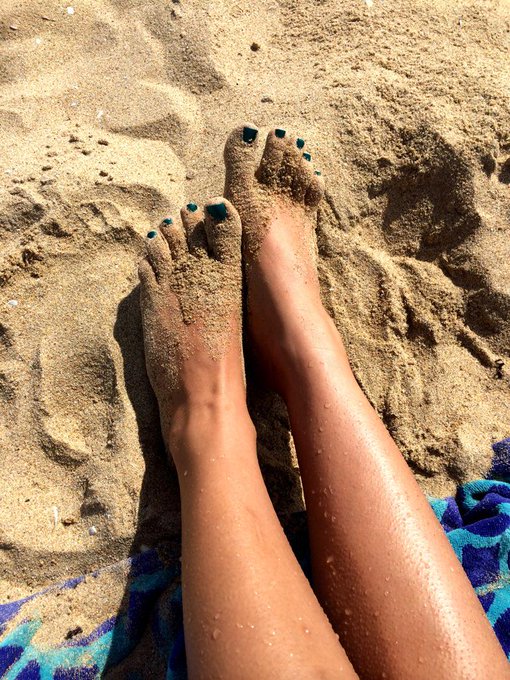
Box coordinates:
[0,0,509,611]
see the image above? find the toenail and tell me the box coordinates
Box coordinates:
[147,230,158,239]
[275,128,286,138]
[296,138,305,149]
[315,170,322,176]
[206,202,228,220]
[303,152,312,161]
[187,203,198,212]
[243,127,258,144]
[162,217,173,225]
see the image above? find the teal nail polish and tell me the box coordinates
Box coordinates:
[162,217,173,225]
[147,230,157,239]
[243,127,258,144]
[303,152,311,161]
[296,138,305,149]
[187,203,198,212]
[206,202,228,220]
[275,129,286,138]
[315,170,322,176]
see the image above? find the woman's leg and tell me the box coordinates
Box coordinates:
[139,199,357,680]
[223,124,510,679]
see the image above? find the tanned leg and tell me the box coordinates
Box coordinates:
[139,199,357,680]
[223,123,510,680]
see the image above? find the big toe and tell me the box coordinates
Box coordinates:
[204,198,242,265]
[223,123,260,205]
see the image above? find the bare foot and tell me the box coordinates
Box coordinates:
[138,198,245,468]
[223,124,330,390]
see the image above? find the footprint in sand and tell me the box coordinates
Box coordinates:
[316,124,509,495]
[36,332,121,466]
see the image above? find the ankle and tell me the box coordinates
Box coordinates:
[162,398,256,471]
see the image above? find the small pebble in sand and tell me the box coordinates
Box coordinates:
[67,7,75,15]
[186,170,196,180]
[65,626,83,640]
[7,300,18,308]
[89,526,97,536]
[97,139,109,146]
[9,25,19,31]
[261,95,274,103]
[495,359,504,379]
[62,517,76,526]
[99,170,108,177]
[69,134,80,143]
[81,149,92,155]
[42,165,53,171]
[250,42,261,51]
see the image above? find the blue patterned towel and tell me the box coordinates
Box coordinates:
[1,437,510,679]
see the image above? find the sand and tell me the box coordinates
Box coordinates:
[0,0,509,611]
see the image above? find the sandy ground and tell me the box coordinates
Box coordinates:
[0,0,509,605]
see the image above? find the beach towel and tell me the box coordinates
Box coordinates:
[1,437,509,679]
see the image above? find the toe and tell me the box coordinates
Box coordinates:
[223,122,260,203]
[138,258,156,289]
[145,229,173,279]
[256,128,287,187]
[181,203,208,257]
[204,198,242,265]
[305,171,325,207]
[291,152,316,202]
[159,216,187,260]
[276,133,310,198]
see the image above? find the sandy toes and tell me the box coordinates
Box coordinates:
[138,198,244,465]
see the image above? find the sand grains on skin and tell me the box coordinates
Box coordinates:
[0,0,508,614]
[139,198,243,425]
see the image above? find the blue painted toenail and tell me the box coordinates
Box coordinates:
[187,203,198,212]
[303,152,312,161]
[315,170,322,176]
[147,230,158,239]
[243,127,258,144]
[206,202,228,220]
[162,217,173,225]
[296,138,305,149]
[275,129,286,138]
